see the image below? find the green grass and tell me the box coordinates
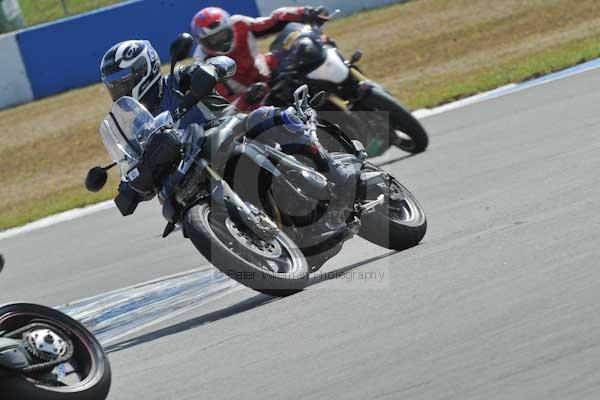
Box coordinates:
[19,0,124,27]
[1,183,117,229]
[406,35,600,109]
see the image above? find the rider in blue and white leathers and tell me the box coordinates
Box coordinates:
[99,39,307,212]
[100,40,238,128]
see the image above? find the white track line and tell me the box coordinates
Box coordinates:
[0,201,114,241]
[2,58,600,241]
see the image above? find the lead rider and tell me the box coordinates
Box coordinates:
[191,5,330,110]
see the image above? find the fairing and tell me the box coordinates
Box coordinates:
[99,97,173,177]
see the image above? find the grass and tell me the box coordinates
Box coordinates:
[19,0,124,27]
[2,0,600,230]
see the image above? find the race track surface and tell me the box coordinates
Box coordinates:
[2,68,600,399]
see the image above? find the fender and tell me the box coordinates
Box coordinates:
[357,169,388,201]
[211,178,279,242]
[346,67,387,104]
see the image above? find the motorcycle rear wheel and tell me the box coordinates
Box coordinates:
[358,165,427,250]
[0,303,111,400]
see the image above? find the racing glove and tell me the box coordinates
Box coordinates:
[244,82,269,106]
[303,6,330,25]
[177,56,237,99]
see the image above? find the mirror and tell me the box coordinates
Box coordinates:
[170,33,194,66]
[85,166,108,192]
[0,253,4,274]
[350,50,363,65]
[169,33,195,93]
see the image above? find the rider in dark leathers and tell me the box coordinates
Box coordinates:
[99,39,306,214]
[100,40,234,130]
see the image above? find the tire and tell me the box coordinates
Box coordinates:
[0,303,111,400]
[358,165,427,250]
[358,89,429,154]
[184,203,310,297]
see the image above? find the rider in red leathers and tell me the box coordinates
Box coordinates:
[191,6,329,110]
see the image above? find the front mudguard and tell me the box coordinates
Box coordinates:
[210,178,279,242]
[357,166,390,201]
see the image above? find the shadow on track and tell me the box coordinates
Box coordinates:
[104,251,397,353]
[309,250,397,286]
[374,153,416,168]
[104,293,275,354]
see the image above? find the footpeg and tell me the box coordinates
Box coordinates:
[360,194,385,214]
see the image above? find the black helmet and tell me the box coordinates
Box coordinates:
[100,40,162,101]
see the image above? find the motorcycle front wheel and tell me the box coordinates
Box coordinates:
[0,303,111,400]
[184,203,310,297]
[357,88,429,155]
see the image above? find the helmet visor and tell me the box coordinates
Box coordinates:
[102,58,147,101]
[199,28,234,53]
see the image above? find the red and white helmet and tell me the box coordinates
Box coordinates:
[191,7,234,54]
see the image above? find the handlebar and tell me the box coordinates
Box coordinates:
[292,85,319,136]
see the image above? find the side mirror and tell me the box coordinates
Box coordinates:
[169,33,194,72]
[0,254,4,274]
[85,166,109,192]
[350,50,363,65]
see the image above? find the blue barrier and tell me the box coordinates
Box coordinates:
[0,31,33,108]
[16,0,260,99]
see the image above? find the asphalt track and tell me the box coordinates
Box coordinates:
[2,67,600,399]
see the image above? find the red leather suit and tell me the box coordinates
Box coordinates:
[193,7,310,110]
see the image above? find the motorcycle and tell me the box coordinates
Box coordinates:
[85,35,426,296]
[263,18,429,157]
[0,258,111,400]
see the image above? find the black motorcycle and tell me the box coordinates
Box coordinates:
[265,21,429,157]
[0,257,111,400]
[86,35,426,296]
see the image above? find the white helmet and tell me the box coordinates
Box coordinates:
[100,40,162,101]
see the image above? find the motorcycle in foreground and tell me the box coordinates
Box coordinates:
[0,258,111,400]
[264,18,429,157]
[85,35,426,296]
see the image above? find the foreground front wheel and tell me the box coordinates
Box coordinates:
[184,203,310,297]
[0,303,111,400]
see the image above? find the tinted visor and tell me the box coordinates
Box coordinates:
[199,28,234,53]
[102,58,147,101]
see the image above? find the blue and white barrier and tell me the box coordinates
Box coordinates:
[15,0,259,100]
[0,32,33,108]
[0,0,405,109]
